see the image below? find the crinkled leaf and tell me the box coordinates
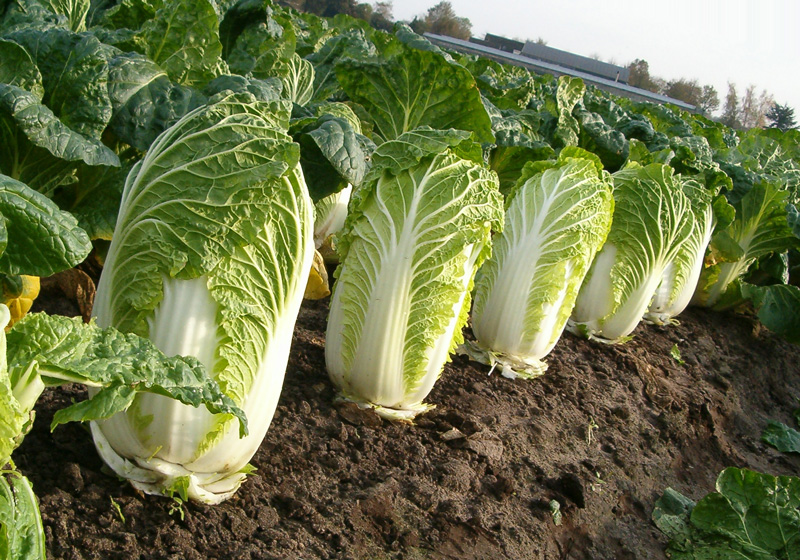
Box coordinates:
[741,283,800,344]
[40,0,90,31]
[297,115,373,201]
[98,0,158,31]
[286,8,335,57]
[0,311,26,467]
[336,46,494,144]
[94,93,297,337]
[0,173,91,276]
[58,157,136,241]
[204,74,283,102]
[138,0,225,88]
[0,0,69,32]
[548,76,584,149]
[653,487,696,548]
[0,472,45,560]
[306,28,375,103]
[107,52,206,151]
[474,63,535,111]
[0,84,120,195]
[0,39,44,99]
[698,182,800,308]
[221,0,296,82]
[6,313,248,435]
[574,104,629,171]
[3,27,112,139]
[655,468,800,560]
[488,144,556,197]
[362,128,475,183]
[692,469,800,558]
[762,420,800,454]
[281,52,314,106]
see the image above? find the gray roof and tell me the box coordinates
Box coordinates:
[423,33,696,112]
[520,42,630,83]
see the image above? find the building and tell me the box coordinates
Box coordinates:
[427,33,695,112]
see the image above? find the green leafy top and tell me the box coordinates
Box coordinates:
[335,41,493,144]
[654,467,800,559]
[0,174,92,276]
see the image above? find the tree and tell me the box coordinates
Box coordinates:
[739,85,774,129]
[627,59,658,93]
[720,82,741,129]
[766,103,798,132]
[332,0,358,16]
[373,1,392,20]
[423,1,471,40]
[352,2,372,20]
[663,78,702,106]
[697,85,720,116]
[408,15,428,34]
[369,1,393,30]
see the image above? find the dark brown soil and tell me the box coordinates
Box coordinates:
[15,282,800,560]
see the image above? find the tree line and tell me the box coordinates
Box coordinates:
[280,0,797,132]
[279,0,472,37]
[628,59,796,131]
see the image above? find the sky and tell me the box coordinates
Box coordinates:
[391,0,800,117]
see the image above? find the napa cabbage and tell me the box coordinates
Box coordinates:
[569,163,694,343]
[90,92,315,503]
[325,129,503,420]
[692,180,800,309]
[463,150,613,378]
[645,177,715,324]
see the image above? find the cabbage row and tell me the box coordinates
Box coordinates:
[1,0,800,557]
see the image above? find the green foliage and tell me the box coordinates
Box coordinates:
[762,419,800,454]
[0,175,91,276]
[654,468,800,559]
[767,103,797,132]
[335,41,493,143]
[6,313,248,434]
[0,472,44,560]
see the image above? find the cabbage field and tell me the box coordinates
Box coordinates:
[2,0,800,558]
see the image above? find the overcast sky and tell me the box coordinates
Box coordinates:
[392,0,800,117]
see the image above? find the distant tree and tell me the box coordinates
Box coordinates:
[740,85,774,129]
[300,0,327,14]
[697,85,720,116]
[663,78,702,106]
[423,1,471,40]
[373,1,392,19]
[627,59,658,92]
[720,82,741,129]
[739,85,757,129]
[321,0,357,17]
[352,2,372,20]
[756,89,775,128]
[408,15,428,34]
[369,1,393,30]
[766,103,798,132]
